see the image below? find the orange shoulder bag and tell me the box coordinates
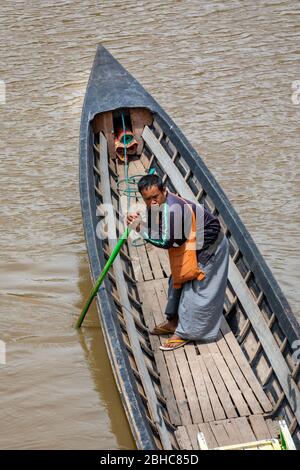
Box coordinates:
[168,200,205,289]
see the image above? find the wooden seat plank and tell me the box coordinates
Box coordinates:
[198,344,238,419]
[215,333,263,415]
[206,344,251,417]
[185,345,215,423]
[152,283,193,425]
[153,347,182,426]
[198,355,226,421]
[198,423,218,449]
[207,340,250,416]
[196,415,276,448]
[248,415,272,440]
[186,424,201,450]
[221,320,272,412]
[138,283,157,331]
[156,249,171,276]
[209,421,231,447]
[175,426,193,450]
[222,418,244,444]
[174,348,203,423]
[149,281,192,425]
[128,245,144,282]
[139,282,181,425]
[164,352,192,425]
[233,416,257,442]
[145,244,164,279]
[150,279,204,424]
[141,280,192,425]
[146,282,165,326]
[160,277,169,296]
[152,279,168,319]
[136,243,154,281]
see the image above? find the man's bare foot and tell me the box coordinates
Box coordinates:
[151,317,178,335]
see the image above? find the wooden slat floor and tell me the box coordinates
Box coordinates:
[175,415,278,450]
[139,278,276,449]
[118,159,276,449]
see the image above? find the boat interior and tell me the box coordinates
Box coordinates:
[90,107,299,449]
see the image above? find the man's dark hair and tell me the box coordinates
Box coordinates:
[137,174,166,193]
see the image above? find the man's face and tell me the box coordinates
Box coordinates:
[140,185,167,209]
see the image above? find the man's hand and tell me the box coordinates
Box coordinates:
[126,212,141,232]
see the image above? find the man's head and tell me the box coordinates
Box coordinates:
[137,174,167,208]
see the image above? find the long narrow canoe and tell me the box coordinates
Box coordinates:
[79,45,300,450]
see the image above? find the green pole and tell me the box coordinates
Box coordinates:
[76,226,131,329]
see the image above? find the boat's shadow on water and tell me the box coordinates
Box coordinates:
[76,254,136,450]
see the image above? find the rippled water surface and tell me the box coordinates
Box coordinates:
[0,0,299,449]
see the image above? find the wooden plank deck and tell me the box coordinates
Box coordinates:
[111,145,277,450]
[138,270,275,448]
[139,276,274,443]
[175,414,277,449]
[220,320,273,413]
[139,279,271,430]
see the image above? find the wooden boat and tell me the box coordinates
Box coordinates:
[79,45,300,450]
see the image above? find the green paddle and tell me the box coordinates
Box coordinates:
[76,225,131,329]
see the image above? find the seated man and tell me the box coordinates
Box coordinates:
[126,174,229,351]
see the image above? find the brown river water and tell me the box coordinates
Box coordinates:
[0,0,299,450]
